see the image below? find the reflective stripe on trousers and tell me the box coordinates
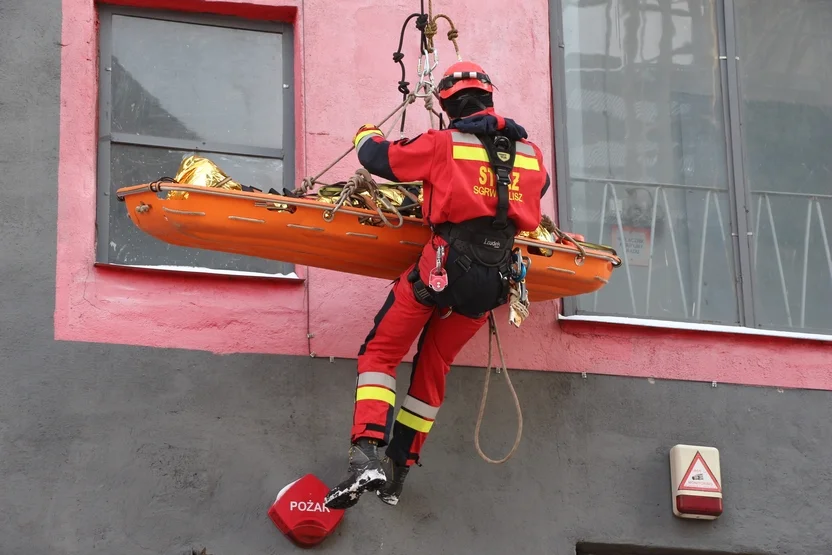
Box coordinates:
[351,243,488,466]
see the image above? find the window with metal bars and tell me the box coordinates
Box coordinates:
[551,0,832,339]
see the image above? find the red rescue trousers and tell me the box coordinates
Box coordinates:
[350,240,488,467]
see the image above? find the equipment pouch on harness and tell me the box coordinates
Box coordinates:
[435,217,516,269]
[408,243,510,318]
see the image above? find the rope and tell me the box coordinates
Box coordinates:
[392,12,428,99]
[423,0,461,60]
[550,223,587,262]
[294,94,417,195]
[296,0,460,195]
[473,312,523,464]
[322,168,406,228]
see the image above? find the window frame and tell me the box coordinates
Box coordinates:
[548,0,832,342]
[94,4,297,278]
[576,543,756,555]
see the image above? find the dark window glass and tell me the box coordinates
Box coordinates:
[736,0,832,332]
[110,14,284,149]
[96,7,294,276]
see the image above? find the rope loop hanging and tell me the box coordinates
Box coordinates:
[473,312,524,464]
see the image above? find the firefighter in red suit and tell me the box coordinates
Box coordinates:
[324,61,550,509]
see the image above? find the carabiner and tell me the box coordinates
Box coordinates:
[510,248,527,282]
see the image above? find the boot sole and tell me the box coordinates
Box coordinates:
[376,490,400,506]
[324,469,386,510]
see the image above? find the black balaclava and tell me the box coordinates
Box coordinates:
[441,89,494,120]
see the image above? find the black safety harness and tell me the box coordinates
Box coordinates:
[409,132,518,314]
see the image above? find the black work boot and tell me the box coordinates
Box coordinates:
[324,438,387,510]
[376,455,410,506]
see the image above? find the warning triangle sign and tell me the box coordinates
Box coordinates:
[678,451,721,493]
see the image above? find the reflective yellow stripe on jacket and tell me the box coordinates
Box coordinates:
[450,131,540,170]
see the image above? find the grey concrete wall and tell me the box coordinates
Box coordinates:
[2,2,832,555]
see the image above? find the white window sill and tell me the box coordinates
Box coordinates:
[95,262,305,282]
[558,314,832,343]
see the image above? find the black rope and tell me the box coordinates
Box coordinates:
[418,0,428,52]
[393,13,420,98]
[391,1,430,100]
[390,0,444,134]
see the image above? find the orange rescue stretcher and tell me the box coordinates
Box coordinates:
[115,156,621,303]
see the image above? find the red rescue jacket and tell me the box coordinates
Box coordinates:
[355,108,550,233]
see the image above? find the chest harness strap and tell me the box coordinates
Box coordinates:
[476,133,516,231]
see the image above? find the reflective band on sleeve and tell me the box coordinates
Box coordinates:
[402,395,439,419]
[395,408,434,433]
[357,372,397,391]
[356,386,396,406]
[354,128,384,149]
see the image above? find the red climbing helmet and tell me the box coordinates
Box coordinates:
[437,60,494,100]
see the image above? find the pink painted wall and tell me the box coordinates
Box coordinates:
[55,0,832,391]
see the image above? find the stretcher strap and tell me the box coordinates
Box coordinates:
[474,312,523,464]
